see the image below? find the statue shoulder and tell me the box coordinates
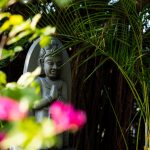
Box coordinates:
[35,77,47,88]
[35,77,44,84]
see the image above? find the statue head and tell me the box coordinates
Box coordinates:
[38,43,63,80]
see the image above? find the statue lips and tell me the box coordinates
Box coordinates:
[50,69,58,77]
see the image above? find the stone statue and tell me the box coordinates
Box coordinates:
[33,42,68,123]
[23,37,72,150]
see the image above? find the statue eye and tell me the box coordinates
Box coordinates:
[47,61,54,65]
[57,62,62,67]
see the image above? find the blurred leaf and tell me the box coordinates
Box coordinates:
[39,36,51,48]
[29,32,39,41]
[0,12,10,20]
[1,67,42,106]
[1,49,14,60]
[41,26,56,36]
[0,0,8,8]
[9,15,23,25]
[7,30,31,45]
[14,46,23,52]
[0,15,23,33]
[17,67,41,87]
[29,26,55,42]
[0,71,6,85]
[9,21,30,38]
[1,118,57,150]
[55,0,73,7]
[30,14,41,30]
[0,0,17,8]
[1,47,22,60]
[0,21,10,32]
[30,80,40,95]
[0,83,40,108]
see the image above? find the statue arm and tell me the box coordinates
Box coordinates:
[33,96,54,110]
[33,80,67,110]
[32,78,55,111]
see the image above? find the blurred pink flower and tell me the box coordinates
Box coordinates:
[49,101,87,132]
[0,132,5,142]
[0,97,28,121]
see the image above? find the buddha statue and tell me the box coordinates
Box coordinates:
[30,38,71,150]
[33,42,68,122]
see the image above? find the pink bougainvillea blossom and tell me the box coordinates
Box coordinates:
[0,97,28,121]
[49,101,87,132]
[0,132,6,142]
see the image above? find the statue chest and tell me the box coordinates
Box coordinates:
[38,77,63,98]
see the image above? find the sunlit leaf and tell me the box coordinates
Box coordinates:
[0,47,22,60]
[41,26,56,36]
[30,80,40,95]
[1,68,42,105]
[0,15,23,33]
[0,12,10,20]
[14,46,23,52]
[0,21,10,32]
[1,118,57,149]
[7,30,31,45]
[3,0,17,7]
[29,32,39,41]
[55,0,73,7]
[1,118,40,149]
[30,14,41,30]
[9,15,23,25]
[0,0,8,8]
[0,71,6,85]
[39,36,51,48]
[1,49,14,60]
[17,67,41,87]
[9,21,30,37]
[0,83,40,107]
[29,26,55,42]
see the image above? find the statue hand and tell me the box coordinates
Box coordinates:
[33,97,53,110]
[50,85,58,99]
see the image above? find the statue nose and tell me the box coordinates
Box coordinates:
[52,63,57,69]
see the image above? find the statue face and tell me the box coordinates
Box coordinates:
[43,55,62,80]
